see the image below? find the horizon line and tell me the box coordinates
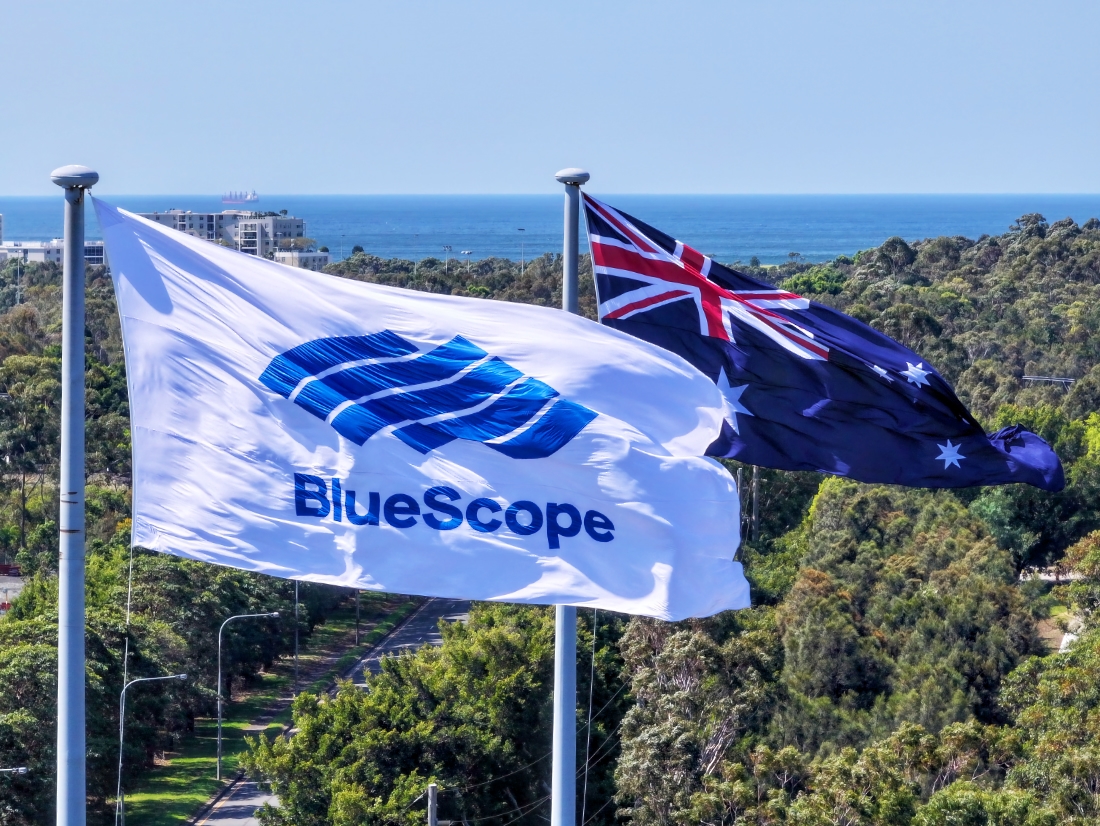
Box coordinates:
[5,191,1100,199]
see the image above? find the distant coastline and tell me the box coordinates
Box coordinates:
[2,193,1099,265]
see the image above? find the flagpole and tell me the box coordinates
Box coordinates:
[52,164,98,826]
[552,167,589,826]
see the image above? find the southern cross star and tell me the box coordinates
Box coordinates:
[717,367,754,434]
[902,362,931,387]
[936,439,965,469]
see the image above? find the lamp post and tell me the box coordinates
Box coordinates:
[0,767,28,775]
[51,163,98,826]
[551,167,589,826]
[116,674,187,826]
[461,250,472,273]
[217,612,279,781]
[294,582,299,696]
[518,228,525,273]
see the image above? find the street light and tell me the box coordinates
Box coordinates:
[518,228,525,273]
[218,611,279,780]
[461,250,473,274]
[0,767,28,774]
[294,582,299,696]
[116,673,187,826]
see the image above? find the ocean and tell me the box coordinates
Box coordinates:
[2,194,1099,265]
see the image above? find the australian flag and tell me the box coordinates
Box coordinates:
[583,194,1064,491]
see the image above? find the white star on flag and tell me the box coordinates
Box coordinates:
[902,362,931,387]
[936,439,965,469]
[717,367,754,434]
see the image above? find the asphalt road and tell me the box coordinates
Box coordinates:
[195,780,276,826]
[351,597,470,685]
[196,598,470,826]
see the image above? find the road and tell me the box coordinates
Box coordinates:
[195,780,276,826]
[350,597,470,685]
[195,598,470,826]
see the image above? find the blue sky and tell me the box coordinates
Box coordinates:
[4,1,1098,195]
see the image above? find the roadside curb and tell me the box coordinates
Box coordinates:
[188,771,243,826]
[333,599,431,689]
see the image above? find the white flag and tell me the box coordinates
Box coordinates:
[95,199,748,620]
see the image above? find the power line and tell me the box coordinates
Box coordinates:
[438,751,552,794]
[580,609,599,826]
[582,795,617,825]
[576,724,623,779]
[437,679,628,797]
[451,793,551,825]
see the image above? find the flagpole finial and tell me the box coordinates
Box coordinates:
[555,168,590,186]
[51,165,99,190]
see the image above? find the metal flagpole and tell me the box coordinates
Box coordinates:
[52,165,97,826]
[552,167,589,826]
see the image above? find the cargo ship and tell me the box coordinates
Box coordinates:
[222,190,259,204]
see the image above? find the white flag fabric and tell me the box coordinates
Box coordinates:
[95,199,749,620]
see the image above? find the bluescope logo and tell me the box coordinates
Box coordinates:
[259,331,597,458]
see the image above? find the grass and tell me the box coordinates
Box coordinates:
[122,595,421,825]
[122,674,288,825]
[304,600,420,693]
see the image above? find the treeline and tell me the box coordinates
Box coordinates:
[0,260,349,824]
[4,211,1100,824]
[245,214,1100,824]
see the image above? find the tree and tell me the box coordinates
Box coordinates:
[249,604,556,826]
[614,609,782,826]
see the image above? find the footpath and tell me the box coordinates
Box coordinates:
[122,594,423,826]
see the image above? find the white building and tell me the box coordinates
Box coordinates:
[136,209,307,257]
[0,575,24,616]
[0,238,106,266]
[273,249,330,271]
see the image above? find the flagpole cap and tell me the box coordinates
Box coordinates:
[555,168,590,186]
[50,165,99,189]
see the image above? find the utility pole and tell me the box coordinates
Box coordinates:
[52,164,97,826]
[355,590,360,645]
[552,167,589,826]
[751,466,759,543]
[736,467,744,537]
[427,782,438,826]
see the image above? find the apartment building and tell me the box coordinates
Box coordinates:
[0,237,106,266]
[273,248,330,270]
[136,209,307,256]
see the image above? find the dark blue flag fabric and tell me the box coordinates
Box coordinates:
[583,194,1065,491]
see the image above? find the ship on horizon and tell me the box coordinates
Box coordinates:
[222,190,259,204]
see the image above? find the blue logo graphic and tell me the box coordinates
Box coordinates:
[260,331,597,459]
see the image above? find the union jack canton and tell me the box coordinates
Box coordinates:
[582,194,1064,491]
